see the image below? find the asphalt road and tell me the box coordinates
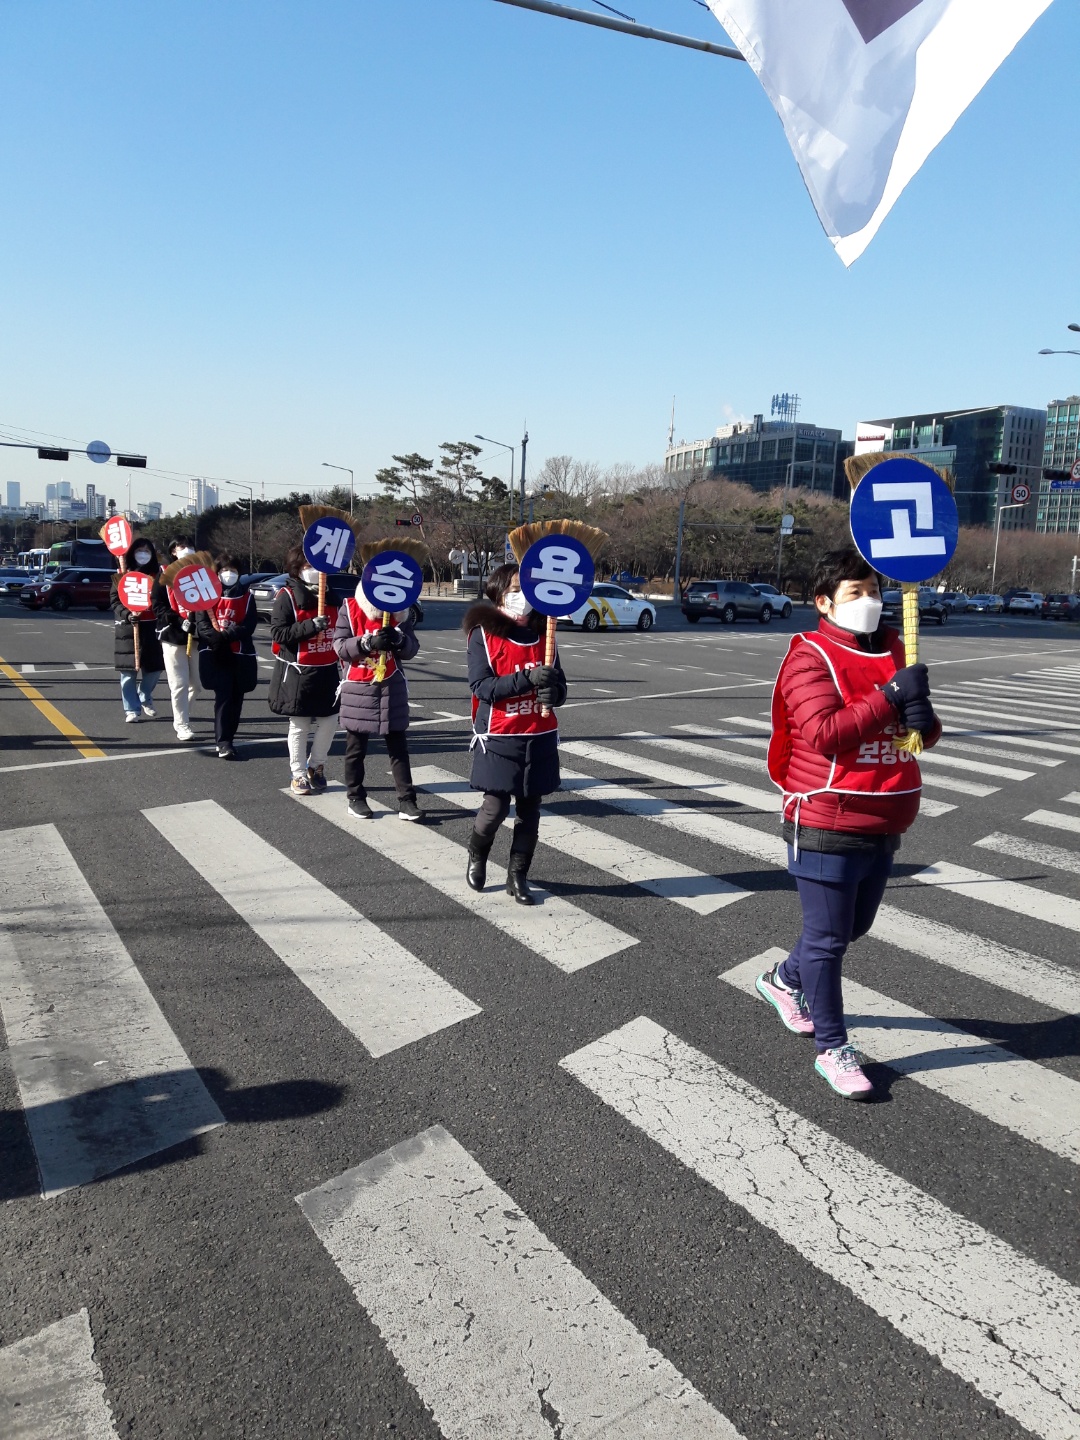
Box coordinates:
[1,594,1079,1440]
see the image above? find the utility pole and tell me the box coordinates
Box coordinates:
[991,501,1025,591]
[673,499,685,602]
[519,426,529,524]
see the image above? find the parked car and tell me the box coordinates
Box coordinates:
[1004,591,1044,614]
[0,566,33,596]
[939,591,969,613]
[1043,593,1080,621]
[965,593,1004,613]
[249,573,290,617]
[561,582,656,631]
[250,571,425,626]
[682,580,775,625]
[881,588,949,626]
[18,567,114,611]
[750,583,793,619]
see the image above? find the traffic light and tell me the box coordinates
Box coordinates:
[986,463,1018,475]
[37,448,69,461]
[115,454,147,468]
[1044,468,1072,481]
[394,518,412,526]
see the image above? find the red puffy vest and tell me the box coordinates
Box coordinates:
[166,584,191,621]
[271,590,339,667]
[343,597,397,684]
[471,628,558,738]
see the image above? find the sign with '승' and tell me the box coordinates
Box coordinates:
[518,536,596,617]
[360,550,424,613]
[849,457,959,584]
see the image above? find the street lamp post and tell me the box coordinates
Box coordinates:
[475,435,516,524]
[321,462,355,515]
[1038,349,1080,358]
[991,501,1025,592]
[223,482,255,575]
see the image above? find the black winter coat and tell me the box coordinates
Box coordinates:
[268,580,340,718]
[194,586,259,695]
[332,596,418,735]
[151,579,187,649]
[464,602,567,798]
[111,573,165,674]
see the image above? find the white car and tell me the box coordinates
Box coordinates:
[1005,591,1043,613]
[560,582,657,631]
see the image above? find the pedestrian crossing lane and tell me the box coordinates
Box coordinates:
[561,1017,1080,1440]
[0,1309,118,1439]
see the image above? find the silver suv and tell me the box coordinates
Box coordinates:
[682,581,775,625]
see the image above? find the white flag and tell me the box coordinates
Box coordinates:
[706,0,1053,264]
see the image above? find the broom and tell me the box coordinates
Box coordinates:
[844,453,952,756]
[508,519,608,716]
[358,536,431,682]
[160,550,221,641]
[102,520,143,670]
[298,504,364,618]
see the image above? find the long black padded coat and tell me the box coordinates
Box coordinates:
[268,578,340,718]
[193,584,259,696]
[111,553,165,674]
[464,601,567,798]
[332,591,418,735]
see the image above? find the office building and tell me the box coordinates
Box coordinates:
[6,482,19,511]
[854,405,1046,528]
[187,478,219,514]
[1037,396,1080,535]
[85,484,106,521]
[665,413,845,496]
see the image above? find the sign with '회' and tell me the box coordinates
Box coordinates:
[518,536,596,617]
[849,457,958,585]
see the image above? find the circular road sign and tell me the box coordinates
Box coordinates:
[849,456,959,585]
[1072,460,1080,482]
[411,513,423,527]
[86,440,111,464]
[360,549,424,613]
[1011,483,1031,504]
[518,534,596,617]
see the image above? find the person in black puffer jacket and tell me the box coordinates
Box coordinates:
[193,553,258,760]
[332,580,421,820]
[111,538,165,725]
[269,545,340,796]
[463,563,567,905]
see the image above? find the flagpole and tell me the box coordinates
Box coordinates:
[489,0,746,61]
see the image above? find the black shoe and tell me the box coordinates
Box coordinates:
[347,797,373,819]
[466,834,493,892]
[505,852,536,905]
[398,796,423,822]
[218,744,238,761]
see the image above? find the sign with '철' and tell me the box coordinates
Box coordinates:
[849,456,958,585]
[360,551,424,613]
[518,536,596,617]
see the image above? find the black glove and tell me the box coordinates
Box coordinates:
[882,663,930,712]
[311,614,330,633]
[535,684,563,709]
[181,618,193,634]
[362,628,394,654]
[526,665,556,689]
[902,697,935,734]
[385,627,406,653]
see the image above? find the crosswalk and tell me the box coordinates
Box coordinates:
[2,657,1079,1436]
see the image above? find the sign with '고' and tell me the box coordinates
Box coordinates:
[849,457,959,585]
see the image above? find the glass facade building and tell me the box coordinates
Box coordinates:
[1037,396,1080,535]
[665,413,845,496]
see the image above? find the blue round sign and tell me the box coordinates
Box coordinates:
[360,549,424,612]
[86,440,111,464]
[518,535,596,617]
[302,517,357,575]
[849,457,959,584]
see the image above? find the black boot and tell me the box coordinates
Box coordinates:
[466,832,493,892]
[505,842,536,905]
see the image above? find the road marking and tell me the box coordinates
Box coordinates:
[937,738,1062,768]
[561,740,779,812]
[0,824,223,1197]
[916,750,1033,781]
[723,714,772,731]
[298,1125,743,1440]
[1024,808,1080,836]
[0,653,105,759]
[937,688,1080,718]
[0,1309,119,1438]
[19,661,99,675]
[913,861,1080,933]
[561,1017,1080,1440]
[144,800,479,1056]
[558,679,773,712]
[942,730,1080,758]
[917,771,999,797]
[933,700,1080,732]
[869,903,1080,1013]
[303,784,636,972]
[624,731,769,775]
[1063,792,1080,806]
[414,765,750,914]
[725,952,1080,1163]
[674,724,769,750]
[974,831,1080,880]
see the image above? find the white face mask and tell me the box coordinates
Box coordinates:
[830,595,883,635]
[502,589,530,618]
[134,550,152,566]
[175,547,194,559]
[300,568,319,587]
[219,570,239,588]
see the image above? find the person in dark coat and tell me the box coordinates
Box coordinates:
[269,544,340,796]
[193,553,258,760]
[463,563,567,905]
[111,538,165,724]
[332,581,421,820]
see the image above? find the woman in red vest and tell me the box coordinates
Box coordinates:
[757,547,940,1099]
[463,563,567,905]
[269,545,340,796]
[193,553,258,760]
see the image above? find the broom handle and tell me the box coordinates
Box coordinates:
[118,557,143,670]
[893,582,924,756]
[318,572,327,619]
[540,616,557,718]
[373,610,391,682]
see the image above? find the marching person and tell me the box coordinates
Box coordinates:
[332,574,421,820]
[757,547,941,1100]
[111,538,165,725]
[153,535,200,743]
[463,563,567,905]
[193,553,258,760]
[269,544,340,796]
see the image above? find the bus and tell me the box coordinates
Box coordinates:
[47,537,118,573]
[17,548,51,572]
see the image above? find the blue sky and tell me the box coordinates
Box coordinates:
[1,0,1076,512]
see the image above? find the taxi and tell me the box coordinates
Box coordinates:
[559,582,656,632]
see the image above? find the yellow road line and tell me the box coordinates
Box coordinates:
[0,654,107,759]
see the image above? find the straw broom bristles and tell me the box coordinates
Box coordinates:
[507,519,607,564]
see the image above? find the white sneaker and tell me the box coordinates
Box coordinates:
[141,705,157,718]
[125,712,142,724]
[176,726,196,742]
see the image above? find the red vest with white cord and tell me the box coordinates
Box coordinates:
[271,591,339,667]
[471,628,558,738]
[343,596,397,683]
[214,593,253,655]
[769,629,922,840]
[166,583,192,621]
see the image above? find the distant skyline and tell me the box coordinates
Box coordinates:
[1,0,1077,514]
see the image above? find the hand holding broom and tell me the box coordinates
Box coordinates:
[357,536,431,682]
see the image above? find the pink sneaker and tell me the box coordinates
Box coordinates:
[755,966,815,1037]
[814,1044,874,1100]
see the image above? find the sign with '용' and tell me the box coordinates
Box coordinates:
[849,457,959,584]
[118,571,154,612]
[360,551,424,612]
[302,517,356,574]
[101,516,134,556]
[518,536,596,617]
[172,563,223,611]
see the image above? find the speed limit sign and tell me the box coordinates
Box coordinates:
[1011,483,1031,504]
[1071,459,1080,481]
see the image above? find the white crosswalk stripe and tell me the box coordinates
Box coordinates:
[1024,807,1080,836]
[913,861,1080,933]
[294,784,637,972]
[298,1125,743,1440]
[624,731,770,775]
[914,749,1033,780]
[1064,791,1080,805]
[0,1309,119,1439]
[561,740,780,813]
[933,699,1080,731]
[673,724,768,750]
[974,830,1080,879]
[935,738,1063,767]
[0,823,224,1198]
[723,951,1080,1162]
[562,1017,1080,1440]
[144,800,481,1057]
[947,679,1080,700]
[937,687,1080,717]
[941,729,1080,758]
[412,765,750,914]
